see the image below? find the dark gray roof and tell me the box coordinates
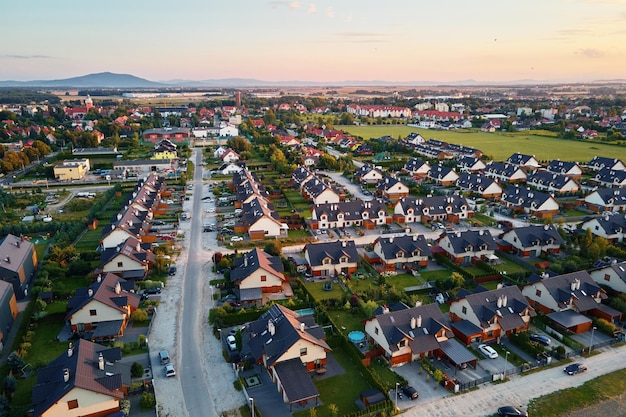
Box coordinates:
[588,156,625,170]
[376,176,406,193]
[451,319,483,337]
[305,240,359,267]
[485,161,525,179]
[247,305,330,366]
[503,224,564,248]
[230,248,285,285]
[535,270,603,309]
[0,234,35,274]
[583,214,626,235]
[526,171,576,190]
[594,167,626,185]
[428,164,457,181]
[546,160,580,174]
[547,309,591,328]
[403,158,429,173]
[501,185,555,209]
[440,230,497,255]
[396,195,470,217]
[588,188,626,206]
[313,200,387,223]
[273,358,320,403]
[456,173,500,193]
[459,285,532,329]
[375,234,431,260]
[439,338,477,365]
[506,153,537,166]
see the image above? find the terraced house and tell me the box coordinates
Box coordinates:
[370,234,431,272]
[310,200,390,230]
[393,195,472,224]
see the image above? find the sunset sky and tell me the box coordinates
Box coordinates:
[2,0,625,83]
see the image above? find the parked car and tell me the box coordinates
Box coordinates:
[145,287,162,295]
[530,334,551,346]
[497,405,528,416]
[223,221,236,227]
[206,207,215,213]
[478,344,499,359]
[564,363,587,375]
[230,236,244,242]
[221,294,237,302]
[164,364,176,377]
[168,266,177,276]
[401,386,419,400]
[227,335,237,351]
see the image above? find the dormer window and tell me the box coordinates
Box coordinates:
[340,256,348,263]
[323,258,331,265]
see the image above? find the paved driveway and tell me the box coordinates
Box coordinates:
[398,343,626,417]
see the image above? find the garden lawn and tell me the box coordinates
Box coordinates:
[25,315,67,365]
[303,348,372,416]
[420,269,452,282]
[337,125,626,162]
[74,225,106,252]
[304,281,346,300]
[386,273,426,290]
[331,309,368,334]
[287,229,312,238]
[491,258,530,275]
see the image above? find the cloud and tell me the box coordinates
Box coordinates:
[326,6,334,18]
[307,3,317,14]
[576,48,605,58]
[4,54,55,59]
[333,32,391,43]
[289,1,300,10]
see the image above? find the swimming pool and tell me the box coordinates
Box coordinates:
[348,330,366,344]
[295,308,315,316]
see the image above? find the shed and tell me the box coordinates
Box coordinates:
[359,388,386,408]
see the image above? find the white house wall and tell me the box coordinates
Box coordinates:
[70,300,125,325]
[41,387,119,417]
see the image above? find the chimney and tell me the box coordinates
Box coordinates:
[390,236,394,244]
[300,322,305,332]
[342,240,347,247]
[570,280,576,291]
[16,240,20,248]
[244,256,248,267]
[410,316,416,329]
[67,343,73,357]
[88,288,93,297]
[416,315,422,328]
[268,320,275,336]
[98,352,104,371]
[497,295,503,308]
[63,368,70,383]
[502,295,508,307]
[4,257,9,264]
[413,234,418,241]
[115,282,121,294]
[97,274,102,283]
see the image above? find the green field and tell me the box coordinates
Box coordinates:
[337,125,626,162]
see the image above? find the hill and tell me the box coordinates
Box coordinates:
[0,72,165,88]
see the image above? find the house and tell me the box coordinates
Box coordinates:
[142,127,191,144]
[526,171,580,194]
[301,178,341,205]
[593,167,626,188]
[499,224,564,257]
[221,148,241,163]
[590,261,626,294]
[0,280,18,352]
[546,160,583,179]
[401,158,431,178]
[484,162,527,183]
[0,234,38,299]
[100,208,151,251]
[373,151,394,163]
[247,305,330,408]
[404,132,425,145]
[310,200,390,230]
[506,153,541,169]
[456,173,503,199]
[501,186,560,218]
[582,188,626,213]
[213,146,228,159]
[238,196,288,239]
[66,273,140,342]
[521,270,621,332]
[304,240,359,278]
[363,304,473,368]
[587,156,626,172]
[372,234,431,272]
[579,214,626,243]
[53,159,90,181]
[427,164,459,186]
[230,248,290,306]
[354,164,384,184]
[31,339,130,417]
[393,195,472,224]
[292,166,316,186]
[95,236,154,281]
[376,176,410,201]
[437,230,497,265]
[457,156,487,173]
[449,286,535,344]
[218,162,245,175]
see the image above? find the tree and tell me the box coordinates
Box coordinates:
[6,352,25,376]
[140,392,156,409]
[264,240,282,257]
[130,362,144,378]
[131,309,148,322]
[2,376,16,398]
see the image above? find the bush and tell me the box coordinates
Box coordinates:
[140,392,156,409]
[131,309,148,322]
[119,399,131,416]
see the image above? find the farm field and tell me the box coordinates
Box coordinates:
[337,125,626,162]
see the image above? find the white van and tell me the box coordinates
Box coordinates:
[159,350,170,365]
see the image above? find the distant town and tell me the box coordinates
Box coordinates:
[0,83,626,417]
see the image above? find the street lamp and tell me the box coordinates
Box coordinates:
[503,351,510,378]
[249,397,254,417]
[395,382,399,411]
[589,326,597,353]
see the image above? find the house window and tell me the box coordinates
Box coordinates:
[261,275,267,282]
[340,257,348,263]
[117,262,123,267]
[374,327,379,335]
[323,258,330,265]
[535,289,542,297]
[399,340,406,347]
[300,347,307,356]
[90,309,97,316]
[461,306,467,315]
[68,400,78,409]
[604,274,611,281]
